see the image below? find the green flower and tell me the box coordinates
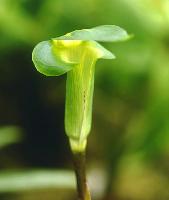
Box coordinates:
[32,25,130,152]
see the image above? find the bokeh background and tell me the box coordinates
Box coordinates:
[0,0,169,200]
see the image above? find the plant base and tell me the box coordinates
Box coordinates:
[72,151,91,200]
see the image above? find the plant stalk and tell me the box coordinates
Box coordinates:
[72,151,91,200]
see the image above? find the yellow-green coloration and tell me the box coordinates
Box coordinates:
[32,25,130,153]
[52,40,113,152]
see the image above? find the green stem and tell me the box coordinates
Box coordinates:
[72,151,91,200]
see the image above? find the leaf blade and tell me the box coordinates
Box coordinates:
[0,170,75,193]
[0,126,23,149]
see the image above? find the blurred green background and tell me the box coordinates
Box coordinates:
[0,0,169,199]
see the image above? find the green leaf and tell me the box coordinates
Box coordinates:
[0,126,23,149]
[55,25,130,42]
[0,170,75,193]
[32,41,77,76]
